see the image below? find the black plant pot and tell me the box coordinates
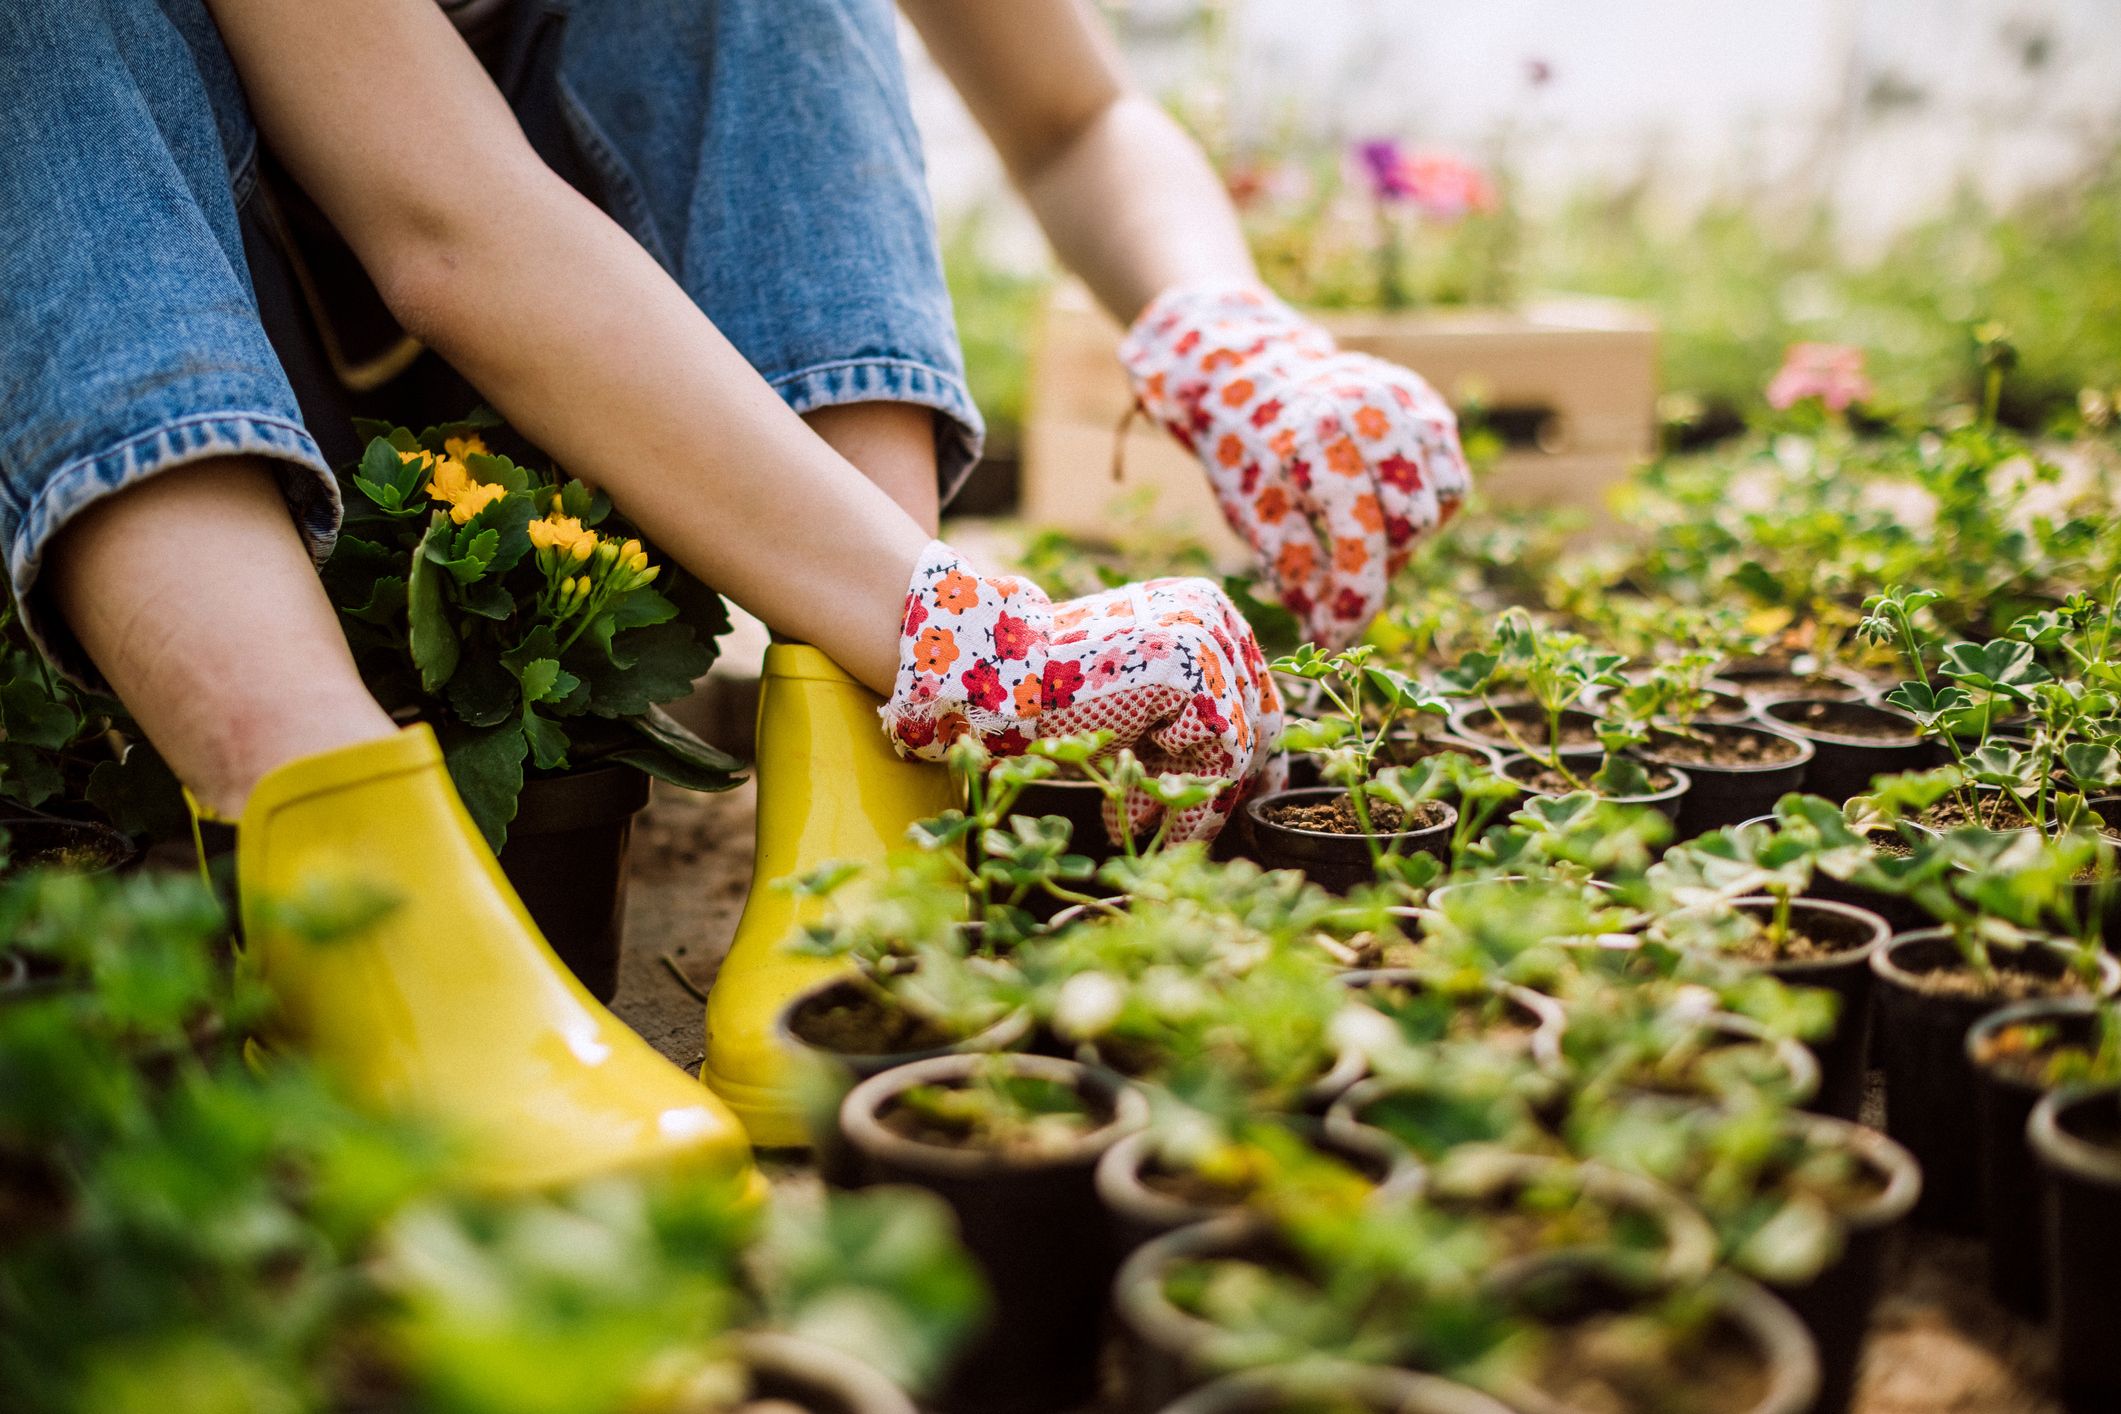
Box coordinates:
[1495,750,1691,825]
[1242,787,1455,895]
[1447,699,1604,756]
[1338,968,1569,1074]
[1762,1116,1921,1414]
[1112,1217,1297,1413]
[1719,658,1876,705]
[729,1330,917,1414]
[1488,1257,1821,1414]
[2075,796,2121,952]
[1755,697,1934,804]
[0,814,139,880]
[496,764,650,1002]
[1284,731,1500,790]
[1634,724,1813,838]
[1870,930,2121,1230]
[838,1054,1146,1414]
[1155,1365,1512,1414]
[778,975,1031,1177]
[1094,1117,1418,1258]
[2029,1084,2121,1413]
[1716,896,1891,1122]
[1965,997,2104,1316]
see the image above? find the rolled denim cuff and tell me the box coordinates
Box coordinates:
[10,410,341,688]
[768,356,987,510]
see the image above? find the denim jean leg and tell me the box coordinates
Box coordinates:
[556,0,984,501]
[0,0,338,681]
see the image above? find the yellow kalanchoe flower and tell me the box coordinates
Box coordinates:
[529,514,598,565]
[425,454,508,525]
[442,434,490,462]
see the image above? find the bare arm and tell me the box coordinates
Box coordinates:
[902,0,1257,326]
[204,0,926,691]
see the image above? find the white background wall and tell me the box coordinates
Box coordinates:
[908,0,2121,260]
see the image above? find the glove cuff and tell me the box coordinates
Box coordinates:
[881,540,1053,760]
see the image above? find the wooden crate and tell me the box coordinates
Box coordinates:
[1021,283,1659,556]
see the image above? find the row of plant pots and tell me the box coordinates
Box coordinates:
[774,899,1918,1414]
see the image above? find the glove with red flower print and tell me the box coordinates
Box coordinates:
[880,541,1282,843]
[1120,283,1471,649]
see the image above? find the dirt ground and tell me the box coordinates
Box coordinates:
[615,781,2063,1414]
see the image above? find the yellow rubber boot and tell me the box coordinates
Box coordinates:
[701,644,957,1146]
[237,725,756,1196]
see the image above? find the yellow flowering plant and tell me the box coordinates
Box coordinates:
[328,411,741,848]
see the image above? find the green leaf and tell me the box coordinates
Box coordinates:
[85,743,189,838]
[344,576,409,627]
[521,706,570,772]
[579,622,712,717]
[0,677,82,748]
[439,721,527,852]
[426,525,498,585]
[456,576,516,621]
[407,516,461,692]
[351,436,427,515]
[446,654,520,729]
[517,658,579,706]
[466,493,536,576]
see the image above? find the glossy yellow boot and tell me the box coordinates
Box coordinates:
[238,725,756,1195]
[701,644,957,1146]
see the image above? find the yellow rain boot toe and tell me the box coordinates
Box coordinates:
[238,725,755,1195]
[701,644,957,1147]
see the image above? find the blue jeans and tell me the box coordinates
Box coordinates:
[0,0,981,679]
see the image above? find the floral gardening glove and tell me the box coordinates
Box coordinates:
[1120,283,1471,649]
[881,541,1282,843]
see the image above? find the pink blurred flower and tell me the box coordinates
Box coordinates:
[1353,140,1496,222]
[1766,343,1873,412]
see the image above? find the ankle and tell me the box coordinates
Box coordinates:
[193,702,401,820]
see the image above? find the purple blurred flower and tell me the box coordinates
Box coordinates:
[1353,140,1497,222]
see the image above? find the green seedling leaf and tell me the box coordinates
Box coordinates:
[407,516,461,692]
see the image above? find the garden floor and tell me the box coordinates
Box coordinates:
[615,779,2063,1414]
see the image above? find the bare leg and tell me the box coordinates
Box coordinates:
[802,402,940,534]
[45,458,398,818]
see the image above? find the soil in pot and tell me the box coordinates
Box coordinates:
[1420,1153,1717,1286]
[1871,931,2121,1230]
[1915,793,2040,834]
[1494,1262,1819,1414]
[1340,970,1566,1070]
[788,980,960,1058]
[2028,1085,2121,1410]
[1720,661,1870,705]
[1636,725,1811,837]
[1757,698,1933,804]
[1497,752,1692,826]
[0,816,138,879]
[1966,999,2108,1316]
[838,1055,1143,1414]
[1451,702,1604,754]
[1715,898,1890,1122]
[1244,787,1457,895]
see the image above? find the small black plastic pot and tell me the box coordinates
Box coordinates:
[1612,1010,1822,1110]
[1719,659,1875,705]
[1871,930,2121,1230]
[779,973,1031,1175]
[1111,1216,1301,1412]
[495,764,650,1002]
[2029,1084,2121,1412]
[838,1054,1146,1414]
[2073,796,2121,952]
[1706,896,1892,1121]
[0,814,138,880]
[1495,750,1691,824]
[729,1330,918,1414]
[1634,723,1813,837]
[1155,1364,1512,1414]
[1488,1257,1821,1414]
[1965,996,2104,1316]
[1755,696,1935,804]
[1095,1117,1419,1257]
[1337,968,1569,1074]
[1739,814,1933,937]
[1242,787,1456,895]
[1447,699,1604,756]
[1283,731,1500,791]
[1759,1115,1921,1414]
